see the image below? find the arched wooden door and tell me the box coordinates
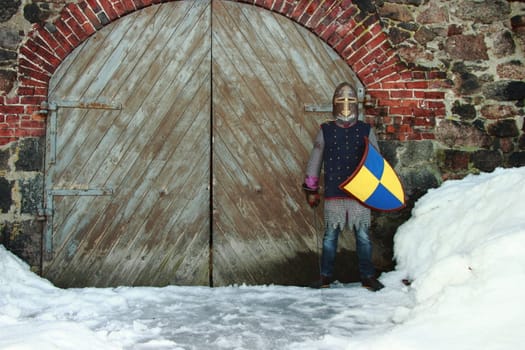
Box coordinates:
[43,0,364,287]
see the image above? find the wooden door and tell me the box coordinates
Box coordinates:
[44,1,211,287]
[43,0,363,287]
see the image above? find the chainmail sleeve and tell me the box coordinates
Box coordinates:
[368,128,379,149]
[304,128,324,190]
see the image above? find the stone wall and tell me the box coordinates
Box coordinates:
[1,0,524,274]
[370,0,525,270]
[374,0,525,181]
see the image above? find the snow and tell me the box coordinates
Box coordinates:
[1,166,525,350]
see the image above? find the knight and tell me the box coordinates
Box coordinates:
[303,82,384,291]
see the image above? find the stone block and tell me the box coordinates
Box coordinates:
[451,101,476,121]
[435,120,492,148]
[0,177,13,213]
[0,220,42,270]
[456,72,481,95]
[399,140,434,166]
[481,104,519,120]
[487,119,519,138]
[509,152,525,167]
[399,167,440,199]
[0,0,20,22]
[493,31,516,58]
[471,150,503,172]
[378,3,414,22]
[445,34,488,60]
[497,62,525,81]
[440,149,470,172]
[483,80,525,101]
[455,0,510,23]
[15,137,44,172]
[20,174,43,214]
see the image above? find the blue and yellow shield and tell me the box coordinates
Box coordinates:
[339,138,405,211]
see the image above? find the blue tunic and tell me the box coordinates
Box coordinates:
[321,121,370,198]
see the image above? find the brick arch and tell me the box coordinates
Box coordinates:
[1,0,448,146]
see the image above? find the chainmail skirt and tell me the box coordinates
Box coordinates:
[324,198,370,231]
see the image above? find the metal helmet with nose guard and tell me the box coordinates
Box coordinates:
[332,82,358,123]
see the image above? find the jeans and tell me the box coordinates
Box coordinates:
[320,224,375,279]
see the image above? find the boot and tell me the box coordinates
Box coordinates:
[361,277,384,292]
[309,275,332,289]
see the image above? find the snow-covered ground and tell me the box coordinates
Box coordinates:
[1,167,524,350]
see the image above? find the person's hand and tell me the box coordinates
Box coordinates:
[306,192,320,208]
[302,184,320,208]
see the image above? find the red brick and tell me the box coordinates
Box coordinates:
[20,120,45,129]
[112,0,127,16]
[80,2,103,30]
[54,20,76,49]
[350,30,372,51]
[367,31,389,51]
[28,105,47,116]
[19,54,54,76]
[428,70,447,79]
[326,11,342,28]
[19,66,50,83]
[5,115,20,124]
[0,129,16,138]
[389,107,413,115]
[19,77,47,89]
[429,79,453,89]
[381,81,407,89]
[406,132,422,141]
[406,81,429,89]
[121,0,136,12]
[334,31,356,53]
[85,0,101,13]
[369,90,389,99]
[367,21,383,37]
[411,71,427,80]
[427,101,445,108]
[425,91,445,99]
[4,96,20,104]
[345,44,368,64]
[306,2,329,28]
[291,0,309,19]
[385,125,396,133]
[0,137,17,146]
[15,128,45,138]
[68,3,88,20]
[414,91,426,99]
[1,106,24,114]
[20,96,45,105]
[434,107,446,117]
[20,41,43,63]
[421,133,436,140]
[414,116,435,127]
[34,27,60,52]
[364,64,397,83]
[280,1,294,16]
[390,90,413,98]
[359,62,380,78]
[399,124,412,133]
[66,16,89,42]
[32,44,61,71]
[16,88,35,97]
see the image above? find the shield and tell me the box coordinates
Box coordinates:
[339,137,405,211]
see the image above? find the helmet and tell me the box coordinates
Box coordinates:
[332,82,358,123]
